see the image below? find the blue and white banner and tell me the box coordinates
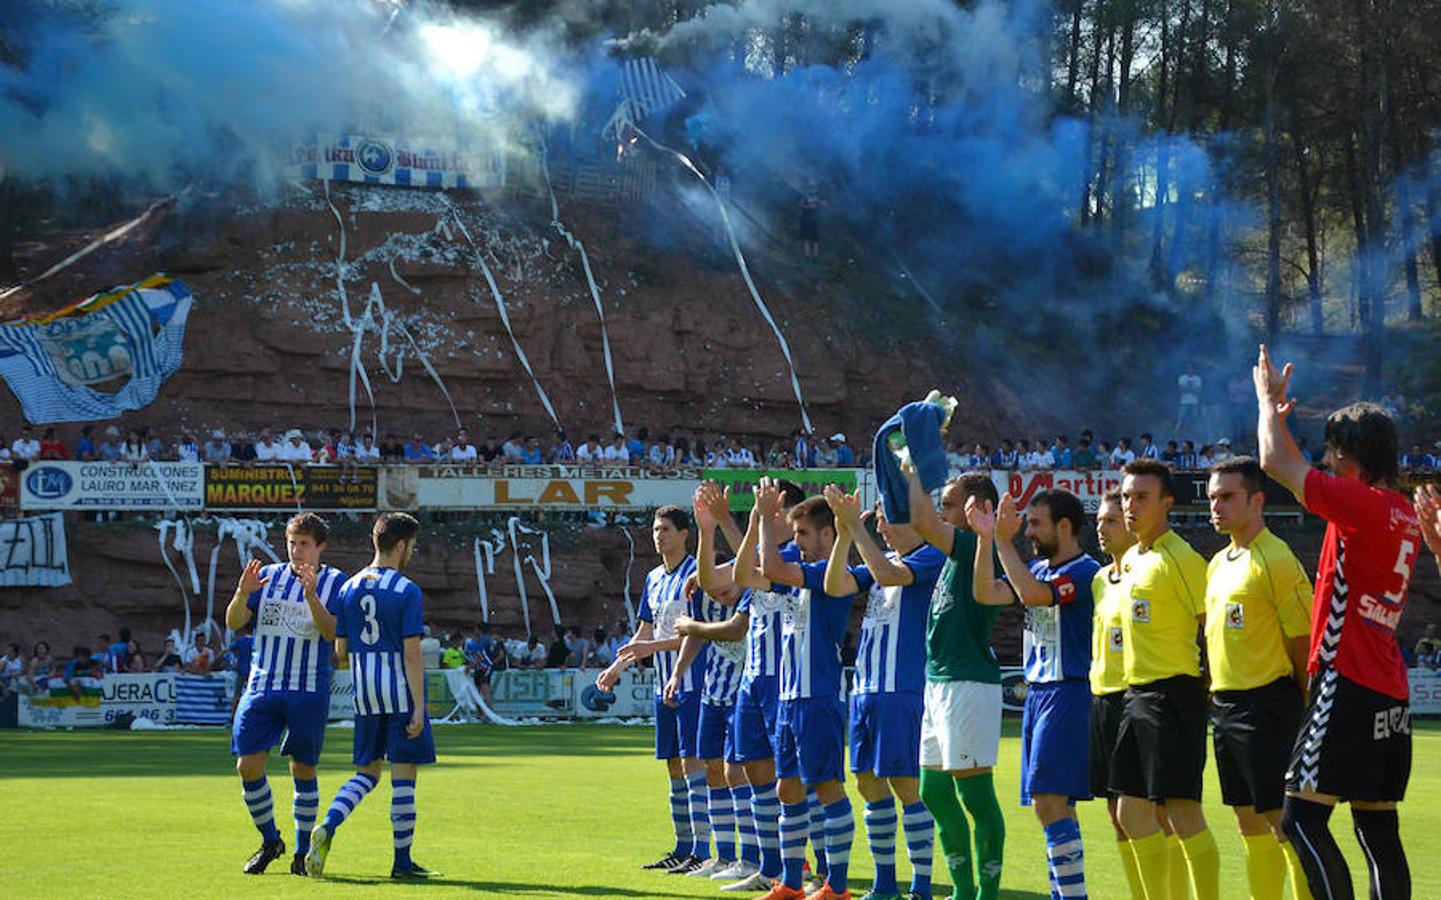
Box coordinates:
[16,672,237,728]
[0,512,70,587]
[0,276,193,423]
[172,674,230,725]
[293,134,506,189]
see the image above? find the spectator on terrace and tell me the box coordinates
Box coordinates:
[1174,440,1197,469]
[602,434,628,465]
[1161,440,1179,464]
[70,425,96,461]
[121,641,147,673]
[254,429,282,462]
[551,431,576,464]
[378,432,403,462]
[1402,443,1428,471]
[798,181,823,259]
[451,430,479,463]
[63,645,103,697]
[22,641,56,695]
[403,431,435,463]
[121,429,149,464]
[153,638,183,673]
[1195,444,1215,468]
[576,434,603,463]
[546,626,571,668]
[274,429,310,463]
[565,626,594,668]
[335,432,361,481]
[230,433,257,466]
[834,434,855,466]
[1138,432,1161,460]
[1428,441,1441,470]
[991,439,1017,469]
[176,432,200,463]
[1176,362,1203,436]
[946,441,967,472]
[142,428,165,461]
[766,442,788,468]
[435,437,455,461]
[420,625,442,669]
[591,628,614,667]
[1112,437,1138,467]
[11,425,40,461]
[1212,437,1235,463]
[1051,436,1073,469]
[793,429,813,468]
[105,629,132,673]
[0,642,24,695]
[523,437,543,464]
[182,632,214,675]
[512,635,542,668]
[502,431,527,463]
[627,429,648,466]
[1380,384,1409,421]
[726,438,757,469]
[814,437,839,468]
[95,426,121,462]
[649,435,675,468]
[1413,625,1441,669]
[35,427,67,460]
[475,435,499,464]
[315,429,341,464]
[203,430,232,464]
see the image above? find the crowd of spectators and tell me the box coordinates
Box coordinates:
[0,627,230,701]
[0,423,871,472]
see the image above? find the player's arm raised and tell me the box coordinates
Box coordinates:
[968,497,1015,607]
[695,486,738,596]
[832,487,915,587]
[294,563,337,641]
[730,504,770,590]
[225,559,268,630]
[822,486,862,597]
[1416,485,1441,577]
[1254,343,1311,503]
[991,495,1051,607]
[905,461,955,557]
[702,482,746,554]
[759,479,804,587]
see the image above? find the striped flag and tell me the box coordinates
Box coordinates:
[173,674,230,725]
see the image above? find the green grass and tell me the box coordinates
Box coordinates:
[2,719,1438,898]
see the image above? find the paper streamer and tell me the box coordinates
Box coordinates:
[0,195,175,301]
[156,519,199,642]
[539,138,625,436]
[619,525,638,631]
[632,128,813,433]
[211,518,280,643]
[444,200,562,431]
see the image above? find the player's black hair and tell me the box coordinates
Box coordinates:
[1323,402,1400,486]
[654,505,691,532]
[776,479,806,509]
[1211,456,1266,496]
[373,512,420,554]
[1123,458,1175,499]
[1141,432,1153,442]
[951,472,1000,506]
[787,496,836,533]
[286,512,329,545]
[1030,489,1085,537]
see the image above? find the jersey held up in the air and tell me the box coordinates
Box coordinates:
[336,566,424,716]
[246,562,347,694]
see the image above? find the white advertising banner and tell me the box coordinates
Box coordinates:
[17,672,235,728]
[413,465,700,511]
[0,512,71,587]
[1410,668,1441,715]
[20,461,204,511]
[573,668,657,718]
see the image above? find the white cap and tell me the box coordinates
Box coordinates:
[830,433,846,443]
[1216,437,1231,446]
[284,428,303,441]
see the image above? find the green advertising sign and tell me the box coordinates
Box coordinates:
[703,468,861,510]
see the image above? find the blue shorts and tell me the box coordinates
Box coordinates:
[850,691,923,778]
[731,677,779,763]
[231,689,329,765]
[698,701,735,761]
[774,696,846,786]
[655,691,701,760]
[352,711,437,766]
[1021,680,1093,805]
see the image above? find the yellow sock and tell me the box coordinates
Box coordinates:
[1241,833,1286,900]
[1131,832,1172,900]
[1167,833,1188,900]
[1118,838,1147,899]
[1280,841,1314,900]
[1180,830,1221,900]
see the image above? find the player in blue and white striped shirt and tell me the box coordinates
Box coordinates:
[982,489,1099,900]
[307,513,439,882]
[822,486,944,900]
[595,506,707,874]
[224,513,346,876]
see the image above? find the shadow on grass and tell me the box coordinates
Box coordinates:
[320,873,688,896]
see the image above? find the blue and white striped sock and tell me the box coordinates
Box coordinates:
[903,800,936,897]
[823,797,855,892]
[669,776,694,858]
[241,777,281,842]
[733,784,761,866]
[1044,817,1087,898]
[780,801,809,889]
[752,781,782,878]
[322,772,378,834]
[687,770,711,860]
[293,777,319,855]
[807,789,828,877]
[865,798,899,895]
[391,779,417,870]
[709,786,736,862]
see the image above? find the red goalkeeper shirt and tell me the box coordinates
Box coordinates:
[1304,468,1422,700]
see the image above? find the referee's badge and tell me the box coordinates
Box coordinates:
[1108,626,1123,652]
[1131,598,1150,623]
[1225,602,1245,629]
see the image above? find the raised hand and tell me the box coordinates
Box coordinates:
[755,476,782,519]
[1416,485,1441,557]
[292,561,318,596]
[703,482,732,523]
[236,558,270,595]
[994,493,1023,542]
[966,495,996,539]
[1254,344,1296,418]
[693,485,717,531]
[824,484,862,530]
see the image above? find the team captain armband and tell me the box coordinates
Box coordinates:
[1051,574,1078,605]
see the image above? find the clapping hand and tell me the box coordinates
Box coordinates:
[1254,344,1296,419]
[965,495,996,539]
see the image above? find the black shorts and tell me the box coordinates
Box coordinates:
[1286,668,1411,803]
[1110,675,1208,802]
[1212,676,1303,813]
[1089,691,1126,798]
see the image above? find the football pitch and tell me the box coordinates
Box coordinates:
[3,719,1438,899]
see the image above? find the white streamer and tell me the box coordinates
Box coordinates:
[211,518,280,643]
[620,526,638,630]
[505,517,534,639]
[539,139,625,436]
[444,200,562,431]
[633,128,813,433]
[156,519,198,641]
[527,555,562,629]
[0,195,175,301]
[472,537,490,623]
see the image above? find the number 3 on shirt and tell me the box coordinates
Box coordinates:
[360,594,380,645]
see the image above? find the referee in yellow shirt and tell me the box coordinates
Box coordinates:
[1205,457,1313,900]
[1112,459,1220,900]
